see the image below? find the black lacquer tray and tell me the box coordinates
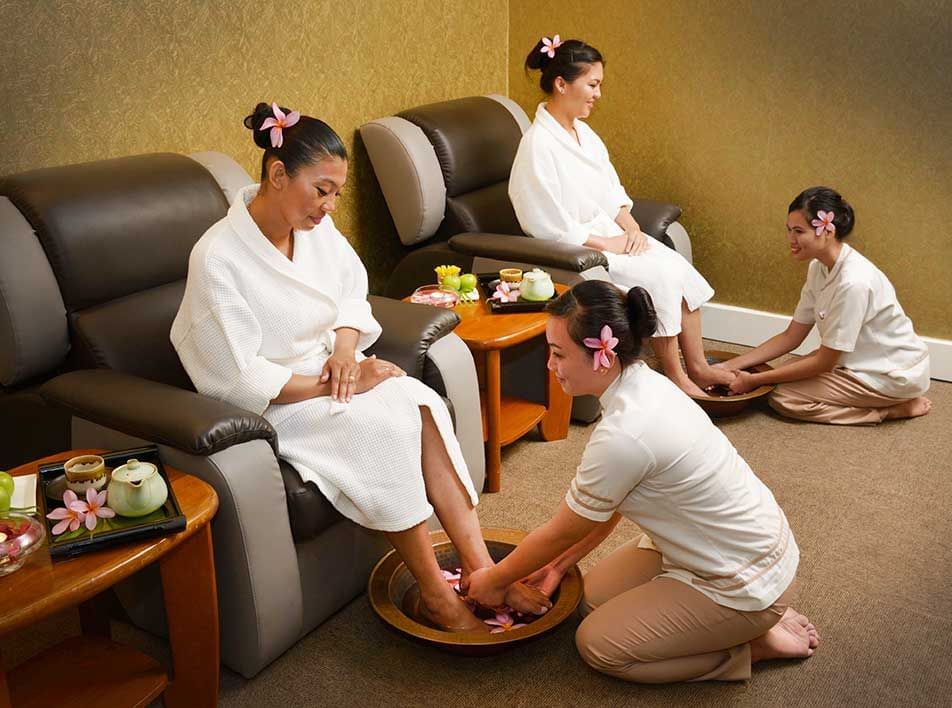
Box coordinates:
[39,446,186,559]
[478,273,559,314]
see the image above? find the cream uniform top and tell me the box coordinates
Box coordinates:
[508,104,714,336]
[171,185,478,532]
[792,244,930,398]
[566,362,799,611]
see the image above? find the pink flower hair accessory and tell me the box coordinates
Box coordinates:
[583,325,619,371]
[259,102,301,149]
[540,35,563,59]
[811,210,836,236]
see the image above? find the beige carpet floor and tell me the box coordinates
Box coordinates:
[9,342,952,706]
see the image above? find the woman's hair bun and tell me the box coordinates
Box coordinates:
[244,102,278,150]
[626,286,658,340]
[524,39,550,71]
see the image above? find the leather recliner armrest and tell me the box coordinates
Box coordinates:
[449,233,608,272]
[40,369,278,456]
[631,199,683,239]
[366,296,460,379]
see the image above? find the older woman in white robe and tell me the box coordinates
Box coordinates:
[509,38,733,396]
[173,103,548,631]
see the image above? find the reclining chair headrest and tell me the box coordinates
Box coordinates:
[361,95,530,246]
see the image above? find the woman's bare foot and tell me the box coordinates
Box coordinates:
[750,607,820,663]
[403,584,487,632]
[883,396,932,420]
[688,362,737,390]
[670,373,707,398]
[504,581,552,616]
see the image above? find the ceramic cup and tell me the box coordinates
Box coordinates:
[499,268,523,284]
[63,454,107,495]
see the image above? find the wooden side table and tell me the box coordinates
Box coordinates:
[452,285,572,493]
[0,450,220,708]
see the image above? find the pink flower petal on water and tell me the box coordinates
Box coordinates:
[490,627,506,633]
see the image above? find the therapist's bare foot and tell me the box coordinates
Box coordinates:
[751,607,820,663]
[883,396,931,420]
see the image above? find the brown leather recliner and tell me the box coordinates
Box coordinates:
[0,152,484,677]
[359,94,694,300]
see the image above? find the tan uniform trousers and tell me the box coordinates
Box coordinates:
[768,367,907,425]
[575,537,793,683]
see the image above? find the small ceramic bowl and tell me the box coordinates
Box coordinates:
[369,527,582,656]
[0,513,46,576]
[63,454,108,495]
[410,285,460,309]
[499,268,523,284]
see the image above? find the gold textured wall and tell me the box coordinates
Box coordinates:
[0,0,508,290]
[510,1,952,338]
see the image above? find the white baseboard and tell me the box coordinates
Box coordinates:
[700,302,952,383]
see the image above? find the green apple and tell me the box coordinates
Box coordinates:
[459,273,478,292]
[0,471,13,498]
[0,486,10,513]
[441,274,462,292]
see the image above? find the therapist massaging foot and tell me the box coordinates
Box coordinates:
[719,186,931,424]
[463,279,819,682]
[512,38,734,398]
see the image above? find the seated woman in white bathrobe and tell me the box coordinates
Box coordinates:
[172,103,547,631]
[720,186,931,424]
[509,37,733,397]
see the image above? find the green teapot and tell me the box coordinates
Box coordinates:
[519,269,555,302]
[107,459,168,517]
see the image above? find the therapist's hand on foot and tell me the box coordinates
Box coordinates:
[729,370,757,395]
[464,567,507,608]
[504,581,552,616]
[523,564,564,598]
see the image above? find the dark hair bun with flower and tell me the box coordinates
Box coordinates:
[788,186,856,241]
[241,101,348,181]
[244,102,290,150]
[524,36,604,93]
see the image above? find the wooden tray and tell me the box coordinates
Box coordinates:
[478,273,559,314]
[39,445,186,559]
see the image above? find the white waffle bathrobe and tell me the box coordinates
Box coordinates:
[509,103,714,336]
[171,185,477,532]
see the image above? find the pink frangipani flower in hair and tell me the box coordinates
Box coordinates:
[811,210,835,236]
[260,102,301,149]
[46,489,86,535]
[540,35,563,58]
[583,325,619,371]
[69,487,116,531]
